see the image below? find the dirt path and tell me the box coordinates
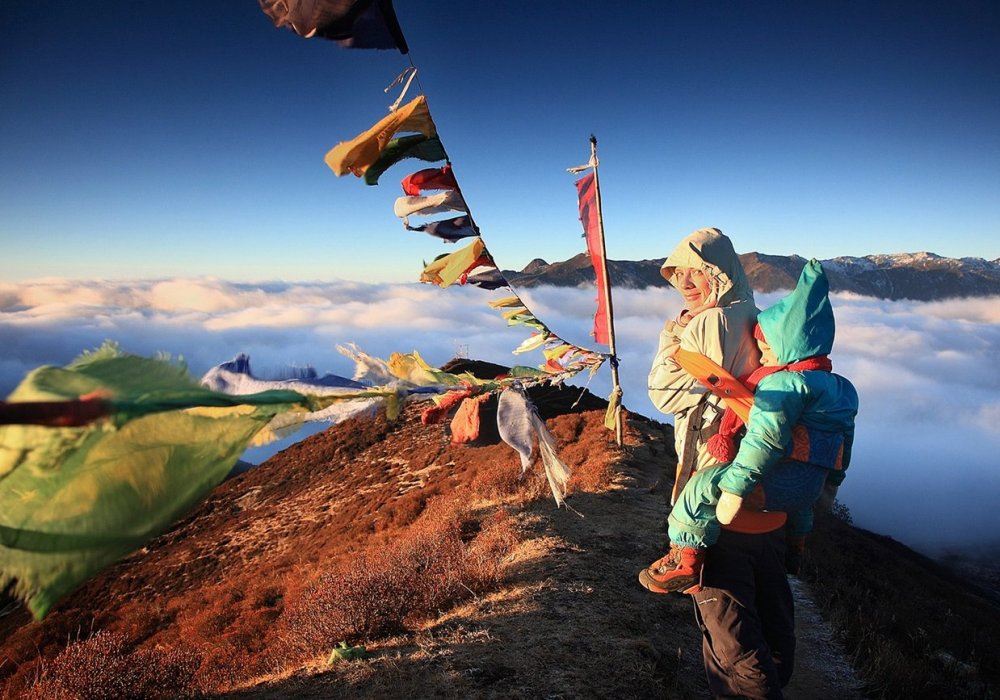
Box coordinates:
[784,577,866,699]
[221,416,864,699]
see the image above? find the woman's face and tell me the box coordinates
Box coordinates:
[670,266,713,308]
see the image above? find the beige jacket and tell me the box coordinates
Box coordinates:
[647,228,761,503]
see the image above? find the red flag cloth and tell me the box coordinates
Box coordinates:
[575,172,610,345]
[420,386,476,425]
[449,394,490,445]
[401,165,457,196]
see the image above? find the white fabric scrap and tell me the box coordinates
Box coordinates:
[201,356,382,424]
[393,190,466,226]
[496,386,570,507]
[337,343,396,385]
[497,387,535,472]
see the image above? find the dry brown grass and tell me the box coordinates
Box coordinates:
[276,498,520,656]
[22,630,201,700]
[11,497,522,698]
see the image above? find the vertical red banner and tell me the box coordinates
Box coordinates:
[575,172,610,345]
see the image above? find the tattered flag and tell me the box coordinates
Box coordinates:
[259,0,409,53]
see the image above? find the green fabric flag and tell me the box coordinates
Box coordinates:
[0,344,315,620]
[363,134,447,186]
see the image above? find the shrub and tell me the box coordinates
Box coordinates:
[469,456,550,502]
[279,498,520,655]
[25,630,200,700]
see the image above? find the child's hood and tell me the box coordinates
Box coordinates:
[757,259,835,363]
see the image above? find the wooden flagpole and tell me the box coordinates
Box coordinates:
[588,135,623,446]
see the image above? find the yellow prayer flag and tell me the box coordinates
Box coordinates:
[512,332,549,354]
[542,343,573,362]
[419,238,486,287]
[500,307,529,320]
[325,96,436,177]
[487,296,523,309]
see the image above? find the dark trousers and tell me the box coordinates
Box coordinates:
[690,528,795,699]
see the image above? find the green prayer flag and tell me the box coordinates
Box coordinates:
[363,134,447,186]
[0,343,310,619]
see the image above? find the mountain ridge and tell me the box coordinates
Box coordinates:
[503,251,1000,301]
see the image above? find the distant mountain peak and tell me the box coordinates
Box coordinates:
[522,258,550,274]
[502,252,1000,301]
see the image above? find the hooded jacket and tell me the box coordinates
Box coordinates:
[648,228,761,502]
[717,260,859,497]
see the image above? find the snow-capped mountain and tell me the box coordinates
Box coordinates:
[504,252,1000,300]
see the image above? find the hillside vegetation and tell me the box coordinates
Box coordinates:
[1,388,998,698]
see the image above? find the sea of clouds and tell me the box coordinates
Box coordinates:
[2,278,998,555]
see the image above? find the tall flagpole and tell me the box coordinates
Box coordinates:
[588,135,623,446]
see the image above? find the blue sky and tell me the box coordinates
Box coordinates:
[2,1,998,283]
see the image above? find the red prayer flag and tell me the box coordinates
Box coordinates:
[575,172,610,345]
[401,165,457,196]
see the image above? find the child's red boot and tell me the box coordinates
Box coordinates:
[638,546,705,594]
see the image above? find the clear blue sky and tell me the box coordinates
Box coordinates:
[2,1,998,283]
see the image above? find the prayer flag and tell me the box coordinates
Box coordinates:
[420,238,486,287]
[259,0,409,53]
[487,296,524,309]
[500,307,529,320]
[406,216,477,243]
[576,172,610,345]
[394,190,466,227]
[0,345,313,619]
[364,135,447,186]
[496,387,570,507]
[401,165,457,196]
[458,255,496,284]
[325,96,436,177]
[465,269,508,290]
[513,332,550,354]
[448,395,490,445]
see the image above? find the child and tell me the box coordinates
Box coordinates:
[639,259,859,594]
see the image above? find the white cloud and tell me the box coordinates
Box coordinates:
[2,279,999,553]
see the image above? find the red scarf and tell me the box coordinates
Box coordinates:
[707,355,832,462]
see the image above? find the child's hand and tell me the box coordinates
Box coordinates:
[717,491,743,525]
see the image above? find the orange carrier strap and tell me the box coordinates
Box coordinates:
[723,510,787,534]
[720,483,787,534]
[674,349,753,422]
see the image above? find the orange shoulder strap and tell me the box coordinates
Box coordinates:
[675,349,753,422]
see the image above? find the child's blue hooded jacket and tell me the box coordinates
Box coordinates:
[717,260,859,498]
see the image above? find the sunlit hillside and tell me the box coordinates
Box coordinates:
[1,380,998,698]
